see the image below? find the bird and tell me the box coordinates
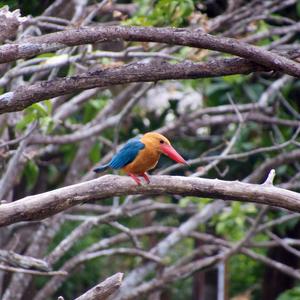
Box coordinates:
[93,132,187,185]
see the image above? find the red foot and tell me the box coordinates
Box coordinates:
[128,173,141,185]
[141,173,150,184]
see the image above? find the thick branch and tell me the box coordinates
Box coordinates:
[0,25,299,76]
[0,250,50,271]
[0,58,264,114]
[0,175,299,227]
[75,273,123,300]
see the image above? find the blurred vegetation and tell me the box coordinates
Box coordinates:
[0,0,54,15]
[125,0,195,27]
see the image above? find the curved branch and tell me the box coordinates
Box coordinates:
[0,58,264,114]
[0,25,299,76]
[0,175,299,227]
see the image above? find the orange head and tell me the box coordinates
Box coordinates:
[141,132,187,164]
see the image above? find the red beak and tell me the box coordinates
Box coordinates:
[160,144,187,164]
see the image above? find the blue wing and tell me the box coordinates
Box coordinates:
[109,138,145,169]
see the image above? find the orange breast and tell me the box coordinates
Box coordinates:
[123,146,160,174]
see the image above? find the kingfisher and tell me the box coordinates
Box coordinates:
[93,132,187,185]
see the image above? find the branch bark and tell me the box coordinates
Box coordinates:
[0,264,66,276]
[0,6,27,43]
[74,273,123,300]
[0,58,264,114]
[0,250,50,271]
[0,25,299,76]
[0,175,299,227]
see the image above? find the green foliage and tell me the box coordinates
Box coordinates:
[277,286,300,300]
[16,100,53,133]
[179,196,212,210]
[229,254,263,298]
[60,144,78,165]
[169,276,193,299]
[296,0,300,18]
[4,0,52,16]
[165,237,194,265]
[89,141,102,164]
[0,1,18,9]
[211,202,257,241]
[23,160,39,190]
[79,95,108,124]
[126,0,195,27]
[36,53,56,58]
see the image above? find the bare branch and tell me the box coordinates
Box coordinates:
[0,175,300,227]
[245,149,300,183]
[78,248,164,265]
[0,58,264,114]
[115,254,222,300]
[0,250,50,271]
[75,273,123,300]
[0,26,299,76]
[0,6,27,43]
[263,169,276,185]
[0,122,36,200]
[0,264,67,276]
[266,230,300,258]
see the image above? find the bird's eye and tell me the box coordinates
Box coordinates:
[160,140,164,144]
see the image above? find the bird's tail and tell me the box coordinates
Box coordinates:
[93,164,109,173]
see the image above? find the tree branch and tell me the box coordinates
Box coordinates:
[74,272,123,300]
[0,175,299,227]
[0,58,264,114]
[0,25,299,76]
[0,250,50,271]
[0,6,27,43]
[0,264,67,276]
[245,149,300,183]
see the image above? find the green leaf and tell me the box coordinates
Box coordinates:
[277,286,300,300]
[297,0,300,18]
[44,100,53,115]
[36,52,56,58]
[24,160,39,190]
[16,101,53,132]
[30,103,48,117]
[89,142,101,164]
[222,74,243,84]
[40,116,54,134]
[126,0,195,27]
[16,113,36,132]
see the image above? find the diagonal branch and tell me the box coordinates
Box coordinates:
[0,175,299,227]
[74,272,123,300]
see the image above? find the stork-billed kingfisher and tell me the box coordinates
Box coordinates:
[93,132,187,185]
